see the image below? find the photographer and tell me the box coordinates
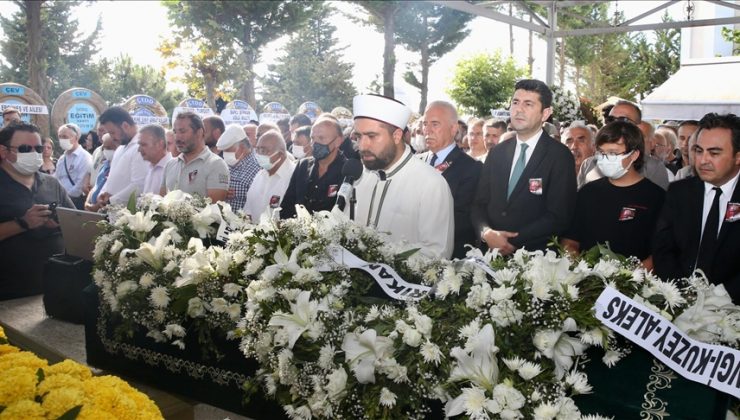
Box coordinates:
[0,122,73,300]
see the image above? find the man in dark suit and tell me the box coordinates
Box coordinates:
[419,101,482,259]
[653,113,740,303]
[472,79,577,255]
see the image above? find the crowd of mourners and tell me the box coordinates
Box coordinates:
[1,79,739,306]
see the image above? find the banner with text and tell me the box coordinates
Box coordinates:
[595,286,740,399]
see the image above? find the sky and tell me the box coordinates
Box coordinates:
[0,0,694,113]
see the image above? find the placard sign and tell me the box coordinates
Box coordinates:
[595,286,740,399]
[221,100,258,125]
[491,109,510,119]
[0,102,49,115]
[122,95,169,127]
[259,101,290,124]
[297,101,322,122]
[172,98,214,122]
[0,82,50,135]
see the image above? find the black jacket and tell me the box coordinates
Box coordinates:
[280,153,346,219]
[471,133,577,252]
[653,176,740,303]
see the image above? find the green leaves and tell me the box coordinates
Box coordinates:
[447,52,528,117]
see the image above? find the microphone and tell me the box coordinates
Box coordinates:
[336,159,363,212]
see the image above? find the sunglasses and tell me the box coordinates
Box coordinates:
[4,144,44,153]
[605,115,636,124]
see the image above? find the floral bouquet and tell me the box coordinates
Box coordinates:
[551,85,582,126]
[0,326,162,419]
[94,194,740,419]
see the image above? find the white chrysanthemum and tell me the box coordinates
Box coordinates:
[651,279,686,309]
[243,258,264,276]
[149,286,170,308]
[294,267,322,284]
[395,320,410,333]
[364,305,380,322]
[502,357,525,372]
[565,371,592,395]
[163,260,178,272]
[592,259,620,278]
[518,361,543,380]
[459,319,481,339]
[533,402,559,420]
[580,328,605,347]
[110,240,123,255]
[466,283,492,309]
[226,303,241,320]
[492,267,519,285]
[318,344,335,370]
[491,285,516,302]
[490,301,524,327]
[223,283,242,297]
[420,340,443,365]
[379,387,397,407]
[210,298,228,313]
[92,269,106,285]
[326,367,347,402]
[187,297,206,317]
[139,273,155,288]
[163,323,186,339]
[491,382,526,416]
[602,350,622,367]
[115,280,138,298]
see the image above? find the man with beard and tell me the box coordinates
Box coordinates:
[472,79,576,255]
[562,121,594,174]
[96,107,150,206]
[160,112,229,202]
[350,94,454,259]
[203,115,225,154]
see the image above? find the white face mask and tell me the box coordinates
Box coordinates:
[11,151,43,175]
[596,150,634,180]
[291,145,306,160]
[256,151,278,170]
[223,151,239,167]
[102,149,115,161]
[59,138,73,151]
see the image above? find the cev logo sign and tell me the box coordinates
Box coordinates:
[71,89,91,98]
[135,96,156,106]
[1,86,25,95]
[185,99,205,108]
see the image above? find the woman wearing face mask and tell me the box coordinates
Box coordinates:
[561,120,665,270]
[39,137,56,174]
[53,123,93,210]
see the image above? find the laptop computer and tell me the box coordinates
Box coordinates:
[56,207,107,261]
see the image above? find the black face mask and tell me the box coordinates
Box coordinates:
[312,141,332,161]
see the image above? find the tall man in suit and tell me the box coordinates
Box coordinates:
[472,79,577,255]
[419,101,482,259]
[653,113,740,303]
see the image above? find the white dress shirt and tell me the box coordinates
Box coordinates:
[509,129,542,179]
[244,158,296,221]
[352,146,455,259]
[54,145,92,198]
[143,153,172,195]
[99,135,150,205]
[701,170,740,238]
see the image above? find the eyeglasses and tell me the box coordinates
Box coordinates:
[596,150,631,161]
[3,144,44,153]
[605,115,636,124]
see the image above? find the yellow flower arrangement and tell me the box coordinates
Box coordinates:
[0,326,163,420]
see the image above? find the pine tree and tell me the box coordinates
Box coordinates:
[260,4,357,112]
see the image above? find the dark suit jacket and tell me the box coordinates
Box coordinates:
[471,133,577,251]
[653,176,740,303]
[279,153,346,219]
[421,147,482,259]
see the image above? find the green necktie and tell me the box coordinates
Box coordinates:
[507,143,528,198]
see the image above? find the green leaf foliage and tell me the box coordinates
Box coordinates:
[446,51,528,117]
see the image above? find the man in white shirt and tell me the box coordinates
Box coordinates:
[244,130,295,221]
[96,107,150,207]
[138,124,172,195]
[351,94,455,259]
[54,123,92,209]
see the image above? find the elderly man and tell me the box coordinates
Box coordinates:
[138,124,172,195]
[654,113,740,303]
[244,130,295,221]
[203,115,225,154]
[419,101,481,259]
[161,112,229,202]
[0,122,74,299]
[54,123,92,209]
[2,108,22,127]
[243,124,258,148]
[96,107,150,206]
[472,79,576,255]
[217,124,261,210]
[577,101,669,190]
[466,119,488,161]
[281,116,346,219]
[562,121,595,174]
[351,94,454,259]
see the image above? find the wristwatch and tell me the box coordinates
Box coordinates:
[15,216,29,230]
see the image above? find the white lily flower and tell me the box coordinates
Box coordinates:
[135,227,178,269]
[674,283,739,342]
[268,291,327,349]
[532,318,585,379]
[449,324,500,391]
[191,203,222,238]
[325,367,348,402]
[341,329,395,384]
